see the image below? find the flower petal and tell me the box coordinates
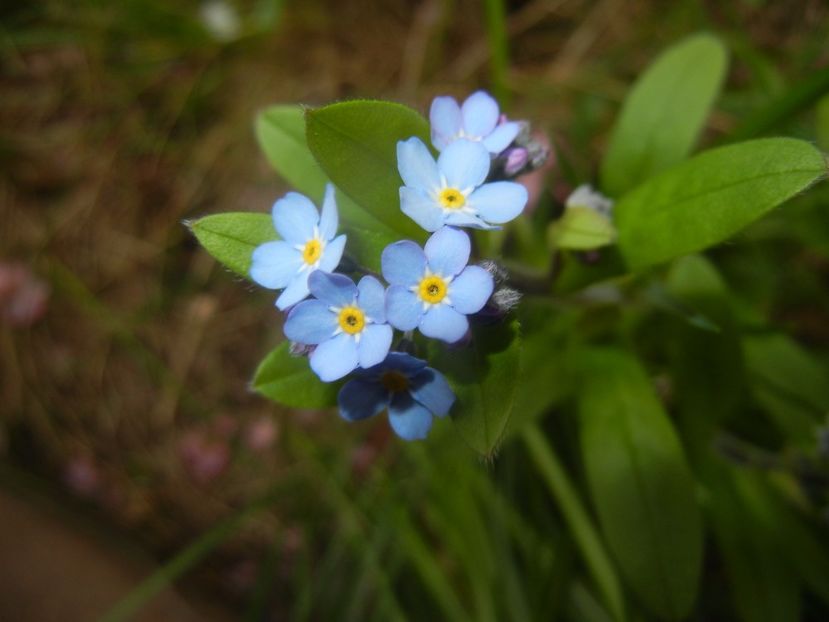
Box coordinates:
[358,324,393,369]
[448,265,493,314]
[250,241,301,289]
[310,333,359,382]
[357,275,386,322]
[388,393,433,441]
[461,91,499,138]
[445,211,497,230]
[429,96,462,151]
[409,368,455,417]
[276,273,311,310]
[272,192,319,244]
[424,226,470,277]
[467,181,528,224]
[381,240,426,286]
[400,187,446,233]
[318,234,346,273]
[437,139,490,190]
[318,183,338,240]
[419,304,468,343]
[338,379,389,421]
[308,270,357,307]
[379,352,428,375]
[397,137,441,191]
[283,300,336,344]
[481,121,521,154]
[386,285,422,331]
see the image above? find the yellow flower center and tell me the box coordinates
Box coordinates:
[302,239,322,264]
[438,188,465,209]
[381,371,409,393]
[337,306,365,335]
[418,275,447,304]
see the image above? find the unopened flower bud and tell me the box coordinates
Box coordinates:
[503,147,530,176]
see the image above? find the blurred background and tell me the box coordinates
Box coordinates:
[1,0,828,620]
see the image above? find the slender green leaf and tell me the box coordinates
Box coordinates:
[252,341,338,409]
[601,33,728,196]
[430,318,521,457]
[616,138,827,270]
[188,212,274,277]
[579,349,703,620]
[306,99,430,241]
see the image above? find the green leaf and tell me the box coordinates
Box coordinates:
[306,100,430,242]
[252,341,338,409]
[188,212,274,277]
[601,33,729,197]
[430,318,522,457]
[616,137,827,270]
[549,207,616,250]
[578,349,703,620]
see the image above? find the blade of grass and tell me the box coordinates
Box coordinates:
[483,0,509,103]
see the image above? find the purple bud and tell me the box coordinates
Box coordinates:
[503,147,529,176]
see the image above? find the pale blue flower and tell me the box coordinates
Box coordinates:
[397,137,528,232]
[283,271,392,382]
[338,352,455,441]
[430,91,521,153]
[382,227,493,344]
[250,184,346,310]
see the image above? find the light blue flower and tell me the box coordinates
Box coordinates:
[338,352,455,441]
[250,184,346,310]
[382,227,493,344]
[430,91,521,153]
[283,271,392,382]
[397,137,528,232]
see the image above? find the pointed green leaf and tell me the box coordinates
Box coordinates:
[616,137,827,270]
[549,207,617,250]
[306,100,430,241]
[579,349,703,621]
[188,212,274,278]
[252,341,338,409]
[601,33,728,196]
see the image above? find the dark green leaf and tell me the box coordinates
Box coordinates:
[188,212,274,278]
[306,100,430,241]
[253,341,338,409]
[601,33,728,197]
[616,138,827,270]
[579,349,703,620]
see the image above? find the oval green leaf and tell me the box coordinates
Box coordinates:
[252,341,338,409]
[616,137,827,270]
[601,33,728,197]
[549,206,617,251]
[188,212,274,277]
[578,348,703,620]
[306,100,430,242]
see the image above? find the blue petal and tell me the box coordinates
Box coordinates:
[358,324,393,369]
[386,286,423,331]
[419,304,468,343]
[308,271,357,307]
[424,226,470,277]
[409,368,455,417]
[397,137,441,191]
[318,184,338,240]
[276,273,311,310]
[272,192,319,244]
[357,275,386,322]
[445,211,497,230]
[461,91,499,138]
[381,240,426,286]
[481,121,521,154]
[338,379,389,421]
[283,300,336,344]
[250,241,301,289]
[318,234,347,273]
[400,187,446,233]
[310,333,359,381]
[379,352,428,375]
[388,393,433,440]
[429,96,462,151]
[448,265,493,314]
[467,181,528,224]
[437,139,490,190]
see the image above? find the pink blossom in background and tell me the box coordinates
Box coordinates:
[0,262,49,327]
